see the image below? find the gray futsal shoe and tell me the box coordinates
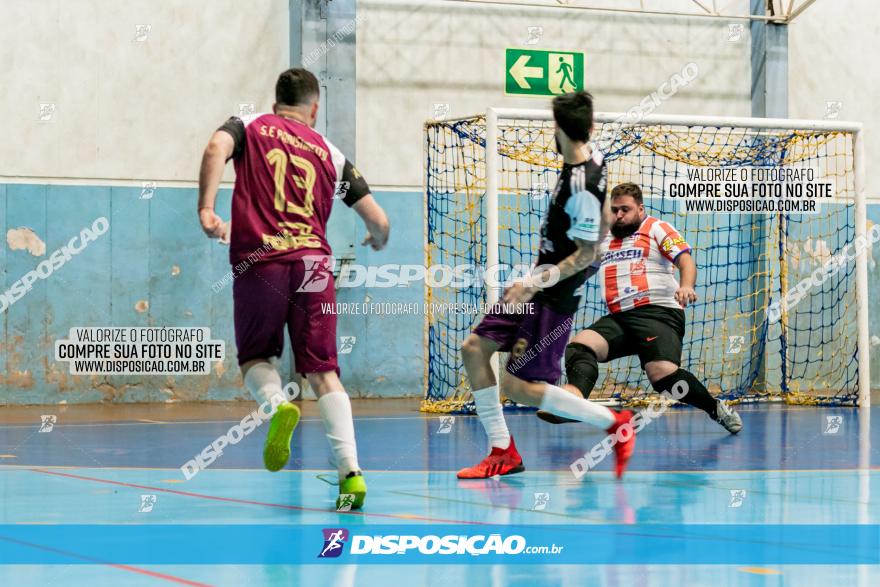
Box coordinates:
[715,400,743,434]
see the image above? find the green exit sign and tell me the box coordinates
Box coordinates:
[505,48,585,96]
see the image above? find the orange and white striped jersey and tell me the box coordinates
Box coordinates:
[594,215,691,313]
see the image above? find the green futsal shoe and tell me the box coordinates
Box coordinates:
[263,402,300,472]
[336,471,367,510]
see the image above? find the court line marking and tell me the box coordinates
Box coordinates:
[0,406,844,430]
[0,405,836,428]
[27,468,491,526]
[3,464,876,474]
[0,535,213,586]
[0,414,439,428]
[389,489,610,523]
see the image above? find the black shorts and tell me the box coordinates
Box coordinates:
[587,305,685,368]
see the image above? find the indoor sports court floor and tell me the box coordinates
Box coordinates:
[1,401,877,586]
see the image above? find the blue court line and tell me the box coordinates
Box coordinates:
[1,524,877,565]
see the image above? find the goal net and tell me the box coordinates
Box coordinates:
[422,109,867,413]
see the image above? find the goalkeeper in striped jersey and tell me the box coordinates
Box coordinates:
[537,182,743,434]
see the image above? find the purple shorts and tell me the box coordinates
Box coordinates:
[232,258,339,375]
[472,302,574,383]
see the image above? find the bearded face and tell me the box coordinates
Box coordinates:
[609,195,644,238]
[611,217,641,238]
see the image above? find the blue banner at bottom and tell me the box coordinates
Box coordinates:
[0,524,877,565]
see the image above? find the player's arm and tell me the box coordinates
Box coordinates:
[336,158,389,251]
[502,238,600,304]
[198,118,243,241]
[579,192,613,280]
[503,187,609,304]
[656,221,697,308]
[353,195,390,251]
[673,251,697,307]
[538,182,611,281]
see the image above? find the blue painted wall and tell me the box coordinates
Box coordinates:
[0,184,423,404]
[0,182,878,404]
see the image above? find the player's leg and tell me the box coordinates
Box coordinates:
[233,262,302,472]
[501,305,636,479]
[289,260,367,508]
[504,376,614,428]
[461,332,512,450]
[644,360,741,434]
[565,329,610,398]
[536,315,625,424]
[456,308,524,479]
[630,306,743,434]
[504,375,636,479]
[307,371,366,509]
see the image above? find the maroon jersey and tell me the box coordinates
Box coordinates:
[218,113,370,266]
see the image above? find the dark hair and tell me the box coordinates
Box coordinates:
[275,68,320,107]
[610,182,643,204]
[552,91,594,142]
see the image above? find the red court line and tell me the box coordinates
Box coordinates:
[0,535,213,587]
[29,468,489,526]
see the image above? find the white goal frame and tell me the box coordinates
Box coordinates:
[482,108,868,407]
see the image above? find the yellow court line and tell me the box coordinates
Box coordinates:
[738,567,782,575]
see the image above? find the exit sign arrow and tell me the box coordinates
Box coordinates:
[509,55,543,89]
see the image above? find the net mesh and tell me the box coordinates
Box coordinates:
[423,115,859,413]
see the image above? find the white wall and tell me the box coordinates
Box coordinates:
[0,0,288,182]
[357,0,752,188]
[4,0,873,197]
[789,0,880,198]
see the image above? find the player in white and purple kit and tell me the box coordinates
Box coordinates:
[457,92,638,480]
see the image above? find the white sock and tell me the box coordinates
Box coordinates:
[472,386,510,450]
[539,383,616,429]
[317,391,361,477]
[244,362,286,407]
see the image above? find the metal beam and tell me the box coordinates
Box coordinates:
[288,0,359,391]
[447,0,794,22]
[751,0,788,118]
[788,0,818,22]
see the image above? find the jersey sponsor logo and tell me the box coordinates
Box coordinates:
[660,236,687,253]
[630,260,646,276]
[601,248,644,264]
[645,336,658,342]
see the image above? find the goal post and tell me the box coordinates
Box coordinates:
[423,108,868,412]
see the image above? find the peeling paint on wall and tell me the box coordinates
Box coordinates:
[7,227,46,256]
